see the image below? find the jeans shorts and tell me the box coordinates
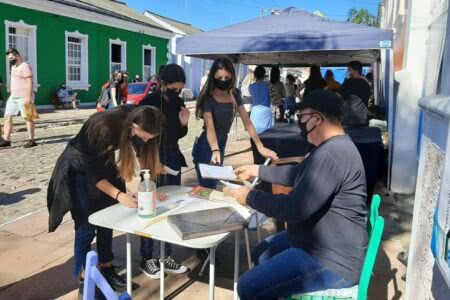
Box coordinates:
[4,96,26,117]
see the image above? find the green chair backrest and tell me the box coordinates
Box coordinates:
[357,216,385,300]
[368,194,381,235]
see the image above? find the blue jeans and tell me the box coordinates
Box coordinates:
[192,131,227,189]
[140,145,186,259]
[71,174,114,277]
[238,231,354,300]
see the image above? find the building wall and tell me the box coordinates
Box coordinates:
[381,0,440,193]
[0,3,169,106]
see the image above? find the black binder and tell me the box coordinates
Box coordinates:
[168,207,246,240]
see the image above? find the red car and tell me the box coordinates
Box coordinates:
[126,81,158,105]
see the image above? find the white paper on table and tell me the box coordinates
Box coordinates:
[199,164,237,181]
[155,195,197,215]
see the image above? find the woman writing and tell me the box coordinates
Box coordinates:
[47,106,164,295]
[193,58,278,189]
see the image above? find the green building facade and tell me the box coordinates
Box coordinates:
[0,0,172,107]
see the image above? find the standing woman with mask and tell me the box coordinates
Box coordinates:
[193,58,278,189]
[138,64,190,279]
[47,106,164,295]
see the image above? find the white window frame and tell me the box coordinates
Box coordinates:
[65,30,90,90]
[142,44,156,82]
[4,20,39,92]
[109,38,127,77]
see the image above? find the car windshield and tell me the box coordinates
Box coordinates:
[128,84,147,95]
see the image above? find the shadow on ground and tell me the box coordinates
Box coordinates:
[0,188,41,205]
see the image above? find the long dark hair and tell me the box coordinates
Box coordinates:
[86,106,164,181]
[196,57,236,119]
[306,65,324,83]
[270,67,281,84]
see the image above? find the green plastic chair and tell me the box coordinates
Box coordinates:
[368,195,381,234]
[286,198,384,300]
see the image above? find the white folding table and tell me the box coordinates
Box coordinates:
[89,186,252,300]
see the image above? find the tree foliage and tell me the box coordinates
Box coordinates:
[347,8,379,27]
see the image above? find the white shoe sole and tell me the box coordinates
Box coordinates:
[164,267,189,274]
[139,266,160,279]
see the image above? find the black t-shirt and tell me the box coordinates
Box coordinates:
[247,135,368,283]
[304,78,326,97]
[341,78,371,107]
[139,91,188,146]
[202,90,243,138]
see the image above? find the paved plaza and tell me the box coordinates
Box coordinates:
[0,108,410,299]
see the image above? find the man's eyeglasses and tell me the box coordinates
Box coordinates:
[296,113,324,123]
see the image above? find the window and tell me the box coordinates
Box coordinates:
[142,45,156,82]
[110,39,127,77]
[65,31,89,90]
[5,20,38,91]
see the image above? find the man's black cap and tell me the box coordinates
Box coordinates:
[298,89,343,121]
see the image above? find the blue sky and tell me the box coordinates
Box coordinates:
[124,0,381,31]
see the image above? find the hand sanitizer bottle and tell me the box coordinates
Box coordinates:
[138,169,156,218]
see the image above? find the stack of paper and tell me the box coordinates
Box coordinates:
[199,164,237,181]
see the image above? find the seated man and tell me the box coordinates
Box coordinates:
[230,90,368,300]
[57,83,78,109]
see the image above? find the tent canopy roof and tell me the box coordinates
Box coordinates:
[176,8,393,66]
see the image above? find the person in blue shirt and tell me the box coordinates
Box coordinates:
[249,66,274,134]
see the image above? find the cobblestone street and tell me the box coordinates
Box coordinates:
[0,110,89,226]
[0,107,247,226]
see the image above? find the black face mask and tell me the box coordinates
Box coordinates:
[165,88,181,98]
[214,78,232,90]
[10,59,17,66]
[130,135,146,149]
[298,114,322,140]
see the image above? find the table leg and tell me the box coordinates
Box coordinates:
[255,213,261,243]
[209,246,216,300]
[160,241,165,300]
[234,231,240,300]
[244,228,253,269]
[126,233,132,296]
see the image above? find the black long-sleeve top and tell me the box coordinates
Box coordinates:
[139,91,188,146]
[247,135,368,283]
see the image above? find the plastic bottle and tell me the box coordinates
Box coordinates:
[137,169,156,218]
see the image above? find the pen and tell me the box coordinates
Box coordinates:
[251,158,272,187]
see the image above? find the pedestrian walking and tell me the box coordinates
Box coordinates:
[0,48,37,148]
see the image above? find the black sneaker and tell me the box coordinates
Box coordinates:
[23,140,37,148]
[0,140,11,148]
[140,258,161,279]
[100,266,127,292]
[162,256,189,274]
[78,279,106,300]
